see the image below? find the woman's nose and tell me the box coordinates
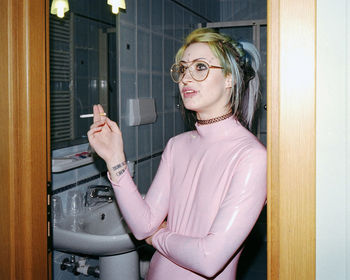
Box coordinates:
[181,68,192,84]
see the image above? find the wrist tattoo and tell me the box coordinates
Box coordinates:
[115,167,126,177]
[112,161,126,171]
[112,161,127,177]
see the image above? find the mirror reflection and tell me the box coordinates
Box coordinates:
[50,2,117,148]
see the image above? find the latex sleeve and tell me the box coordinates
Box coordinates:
[109,139,173,240]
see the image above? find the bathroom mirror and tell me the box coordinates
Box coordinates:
[49,1,117,149]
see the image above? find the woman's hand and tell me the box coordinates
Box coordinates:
[87,104,126,170]
[145,221,167,246]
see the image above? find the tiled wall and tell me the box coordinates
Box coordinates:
[219,0,267,147]
[117,0,220,194]
[220,0,266,21]
[51,1,220,279]
[51,1,267,279]
[51,0,116,279]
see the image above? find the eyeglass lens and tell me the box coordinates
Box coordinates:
[171,61,209,83]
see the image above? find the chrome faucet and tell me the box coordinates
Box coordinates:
[85,185,114,207]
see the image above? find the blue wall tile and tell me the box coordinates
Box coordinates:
[121,117,137,160]
[152,113,163,152]
[164,75,175,111]
[75,77,89,106]
[151,156,161,178]
[163,38,174,74]
[52,169,77,190]
[164,0,174,38]
[75,48,88,77]
[152,73,163,112]
[88,50,99,78]
[101,2,115,24]
[151,0,163,33]
[151,34,163,73]
[138,124,151,158]
[174,8,184,40]
[137,0,150,28]
[138,73,150,98]
[120,0,136,24]
[87,0,99,21]
[137,30,151,72]
[120,71,136,117]
[183,10,193,37]
[175,110,185,135]
[69,0,88,17]
[120,25,136,71]
[137,160,151,194]
[88,23,99,50]
[74,17,89,48]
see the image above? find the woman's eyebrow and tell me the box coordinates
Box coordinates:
[180,58,207,63]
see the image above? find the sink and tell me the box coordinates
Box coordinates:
[53,202,136,256]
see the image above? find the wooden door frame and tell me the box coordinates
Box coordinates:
[0,0,50,279]
[0,0,317,279]
[267,0,316,279]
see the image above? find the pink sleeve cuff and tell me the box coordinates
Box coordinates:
[107,168,130,187]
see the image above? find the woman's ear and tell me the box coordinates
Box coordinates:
[225,74,233,89]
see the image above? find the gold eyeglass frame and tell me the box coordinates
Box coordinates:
[170,60,224,83]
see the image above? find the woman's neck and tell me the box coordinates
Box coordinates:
[196,106,232,121]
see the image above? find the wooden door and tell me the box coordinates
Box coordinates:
[267,0,316,279]
[0,0,51,279]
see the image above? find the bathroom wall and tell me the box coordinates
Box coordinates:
[220,0,267,147]
[51,1,267,279]
[117,0,220,194]
[51,0,116,279]
[51,1,220,279]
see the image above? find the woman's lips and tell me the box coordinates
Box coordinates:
[182,87,198,98]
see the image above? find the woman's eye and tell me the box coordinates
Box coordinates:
[179,65,186,74]
[195,62,208,71]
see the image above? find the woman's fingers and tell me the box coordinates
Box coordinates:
[93,104,106,123]
[87,126,103,138]
[106,118,121,133]
[97,104,106,122]
[93,104,101,123]
[97,104,105,114]
[90,119,105,130]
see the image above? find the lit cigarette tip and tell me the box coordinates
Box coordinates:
[79,113,106,118]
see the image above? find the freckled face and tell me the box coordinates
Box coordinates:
[178,43,232,117]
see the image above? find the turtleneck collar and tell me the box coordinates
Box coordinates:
[194,116,241,140]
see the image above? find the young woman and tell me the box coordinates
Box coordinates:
[88,28,266,280]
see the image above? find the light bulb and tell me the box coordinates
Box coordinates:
[112,5,120,14]
[51,0,69,18]
[57,8,64,18]
[107,0,126,14]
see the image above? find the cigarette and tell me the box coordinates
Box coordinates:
[79,113,106,118]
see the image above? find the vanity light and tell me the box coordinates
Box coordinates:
[107,0,126,15]
[50,0,69,18]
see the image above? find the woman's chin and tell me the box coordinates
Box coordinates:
[182,101,200,112]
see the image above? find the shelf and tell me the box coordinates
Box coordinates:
[52,152,94,173]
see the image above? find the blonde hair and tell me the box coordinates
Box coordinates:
[175,28,261,130]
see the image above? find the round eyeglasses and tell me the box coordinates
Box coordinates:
[170,60,224,83]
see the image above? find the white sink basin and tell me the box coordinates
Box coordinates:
[53,202,136,256]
